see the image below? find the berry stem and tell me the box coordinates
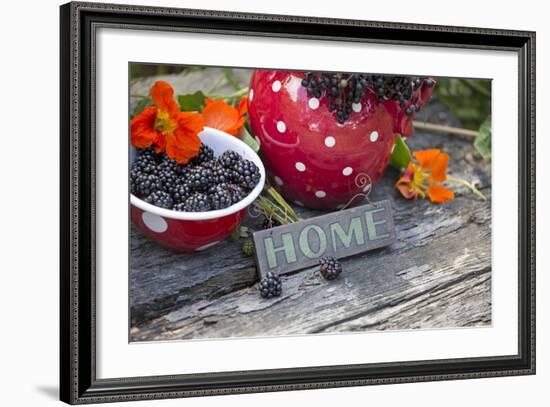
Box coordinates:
[207,87,249,101]
[266,187,301,222]
[446,176,488,201]
[413,121,478,138]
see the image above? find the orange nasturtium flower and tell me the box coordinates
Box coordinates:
[131,81,205,164]
[396,149,455,203]
[201,97,248,136]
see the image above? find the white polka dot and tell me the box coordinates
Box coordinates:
[342,167,353,176]
[308,98,320,110]
[295,162,306,172]
[315,190,326,198]
[324,136,336,147]
[277,121,286,133]
[274,176,284,186]
[272,80,282,92]
[196,240,222,252]
[370,131,379,142]
[248,89,254,102]
[294,200,304,207]
[352,102,362,112]
[391,143,396,153]
[142,212,168,233]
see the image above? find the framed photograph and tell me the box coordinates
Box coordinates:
[60,1,535,404]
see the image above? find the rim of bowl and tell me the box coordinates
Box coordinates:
[130,127,266,221]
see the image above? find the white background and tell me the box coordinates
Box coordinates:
[0,0,547,405]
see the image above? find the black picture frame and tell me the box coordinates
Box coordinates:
[60,1,536,404]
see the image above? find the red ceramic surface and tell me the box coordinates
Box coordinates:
[130,205,247,252]
[248,70,434,210]
[130,127,265,253]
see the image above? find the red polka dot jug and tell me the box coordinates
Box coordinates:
[247,70,435,210]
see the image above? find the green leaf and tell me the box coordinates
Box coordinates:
[239,125,260,153]
[131,97,152,118]
[390,135,412,169]
[178,91,205,112]
[474,115,492,159]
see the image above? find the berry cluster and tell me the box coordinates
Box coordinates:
[259,272,283,299]
[300,72,434,124]
[131,144,261,212]
[319,256,343,280]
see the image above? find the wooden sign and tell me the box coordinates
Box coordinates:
[252,200,396,276]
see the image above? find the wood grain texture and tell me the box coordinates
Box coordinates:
[129,72,491,342]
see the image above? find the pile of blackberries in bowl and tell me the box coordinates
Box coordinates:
[130,127,265,252]
[131,145,261,212]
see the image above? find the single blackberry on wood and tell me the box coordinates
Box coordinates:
[145,191,173,209]
[190,143,215,165]
[208,184,233,210]
[183,192,211,212]
[319,256,343,280]
[219,150,242,168]
[232,159,261,190]
[259,272,282,298]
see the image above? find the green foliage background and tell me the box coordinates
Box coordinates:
[434,78,491,130]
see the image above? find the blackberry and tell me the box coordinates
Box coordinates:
[226,183,247,204]
[319,256,343,280]
[172,180,193,203]
[299,72,430,124]
[232,159,261,190]
[131,173,161,197]
[185,166,215,191]
[133,148,160,174]
[145,191,173,209]
[172,202,186,211]
[157,156,179,194]
[208,184,233,210]
[204,161,233,184]
[190,143,215,165]
[183,192,211,212]
[259,272,282,298]
[219,150,242,168]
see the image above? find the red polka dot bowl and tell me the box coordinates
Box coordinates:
[130,127,266,253]
[247,70,434,210]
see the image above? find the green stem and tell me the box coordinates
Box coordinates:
[447,176,488,201]
[254,198,290,225]
[130,93,149,99]
[206,75,226,93]
[207,87,249,101]
[266,187,301,222]
[223,68,241,91]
